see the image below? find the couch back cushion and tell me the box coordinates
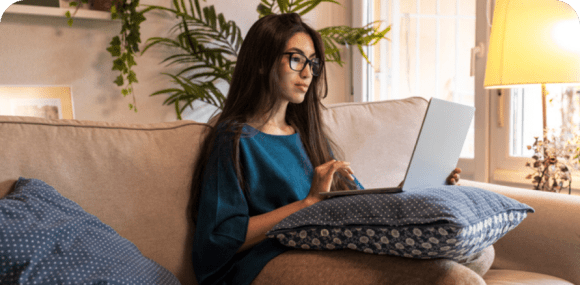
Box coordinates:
[322,97,428,189]
[0,115,208,285]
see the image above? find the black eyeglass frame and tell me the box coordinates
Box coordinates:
[282,52,321,76]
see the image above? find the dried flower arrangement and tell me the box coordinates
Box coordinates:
[525,136,574,194]
[525,86,580,194]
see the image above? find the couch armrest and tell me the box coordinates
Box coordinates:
[460,180,580,284]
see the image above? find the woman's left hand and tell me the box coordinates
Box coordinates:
[446,167,461,185]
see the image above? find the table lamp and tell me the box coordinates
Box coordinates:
[484,0,580,140]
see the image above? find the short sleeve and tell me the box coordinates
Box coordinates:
[192,127,250,285]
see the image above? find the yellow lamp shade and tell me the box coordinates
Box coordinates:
[484,0,580,88]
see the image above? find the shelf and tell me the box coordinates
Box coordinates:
[5,4,112,21]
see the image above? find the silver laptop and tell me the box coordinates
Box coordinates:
[320,97,475,197]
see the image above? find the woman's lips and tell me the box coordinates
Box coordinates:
[296,83,309,92]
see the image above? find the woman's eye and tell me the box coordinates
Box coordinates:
[291,56,303,63]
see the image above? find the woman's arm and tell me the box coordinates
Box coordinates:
[237,198,316,252]
[237,159,354,253]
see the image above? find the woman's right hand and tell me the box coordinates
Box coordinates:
[304,159,355,205]
[239,160,354,253]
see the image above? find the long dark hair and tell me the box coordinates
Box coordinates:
[191,13,355,223]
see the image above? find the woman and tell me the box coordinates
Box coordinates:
[191,13,489,285]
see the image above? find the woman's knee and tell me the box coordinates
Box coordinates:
[402,258,486,285]
[456,245,495,277]
[433,260,487,285]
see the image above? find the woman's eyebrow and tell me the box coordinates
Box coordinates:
[286,47,317,58]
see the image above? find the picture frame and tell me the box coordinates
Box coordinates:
[0,86,74,120]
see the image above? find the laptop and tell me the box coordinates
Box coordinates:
[319,97,475,197]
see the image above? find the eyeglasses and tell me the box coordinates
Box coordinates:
[283,52,321,76]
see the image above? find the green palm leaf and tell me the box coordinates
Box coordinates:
[141,0,242,118]
[318,22,391,64]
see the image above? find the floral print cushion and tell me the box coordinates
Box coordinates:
[267,186,534,260]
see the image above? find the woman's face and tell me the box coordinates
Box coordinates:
[277,32,317,105]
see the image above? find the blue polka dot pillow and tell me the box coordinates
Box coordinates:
[0,178,181,285]
[267,186,534,261]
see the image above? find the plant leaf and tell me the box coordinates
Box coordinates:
[296,0,341,16]
[277,0,288,13]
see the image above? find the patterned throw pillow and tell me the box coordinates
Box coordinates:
[0,178,181,285]
[267,186,534,261]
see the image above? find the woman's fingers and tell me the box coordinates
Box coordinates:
[454,168,461,183]
[346,166,355,180]
[312,161,355,196]
[339,167,355,181]
[330,162,355,181]
[321,160,354,181]
[327,160,349,171]
[313,160,351,192]
[309,161,353,202]
[346,166,354,174]
[449,168,461,178]
[448,171,461,185]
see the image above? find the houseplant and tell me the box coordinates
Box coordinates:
[106,0,153,112]
[63,0,146,112]
[65,0,389,116]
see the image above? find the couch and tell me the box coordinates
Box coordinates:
[0,96,577,285]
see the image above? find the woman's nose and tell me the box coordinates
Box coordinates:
[300,64,313,78]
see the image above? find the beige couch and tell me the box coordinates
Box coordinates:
[0,97,577,285]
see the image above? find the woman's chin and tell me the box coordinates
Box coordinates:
[286,93,306,104]
[292,96,306,104]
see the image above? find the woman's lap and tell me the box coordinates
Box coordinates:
[253,246,494,285]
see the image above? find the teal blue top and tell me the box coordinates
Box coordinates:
[191,123,363,285]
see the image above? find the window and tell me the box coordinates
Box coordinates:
[358,0,580,190]
[356,0,484,180]
[490,85,580,191]
[510,85,580,158]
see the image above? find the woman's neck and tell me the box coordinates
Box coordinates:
[247,101,295,135]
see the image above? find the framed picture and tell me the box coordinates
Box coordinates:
[0,86,74,119]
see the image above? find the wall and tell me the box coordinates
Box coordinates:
[0,0,352,123]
